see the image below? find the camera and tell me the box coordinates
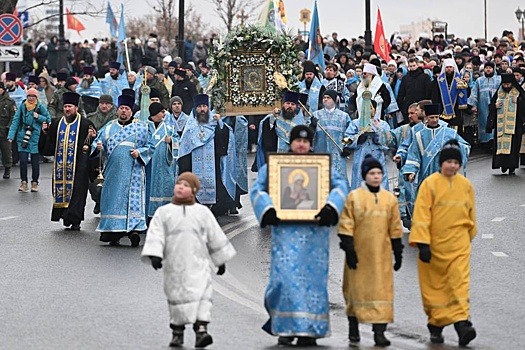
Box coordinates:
[21,125,33,148]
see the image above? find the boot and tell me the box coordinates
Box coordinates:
[3,167,10,179]
[348,316,360,343]
[296,337,317,346]
[169,324,184,347]
[31,181,39,192]
[427,324,444,344]
[277,336,294,346]
[454,320,476,347]
[373,323,391,347]
[402,217,412,230]
[129,232,140,247]
[193,321,213,348]
[18,181,28,192]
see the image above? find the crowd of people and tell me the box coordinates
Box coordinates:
[1,27,524,348]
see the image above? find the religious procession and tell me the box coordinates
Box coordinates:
[1,0,524,348]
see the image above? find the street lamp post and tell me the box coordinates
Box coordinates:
[516,7,525,41]
[364,0,373,53]
[178,0,185,60]
[57,0,68,71]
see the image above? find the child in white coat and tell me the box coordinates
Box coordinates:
[141,172,236,348]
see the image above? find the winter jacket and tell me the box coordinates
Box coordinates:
[7,100,51,153]
[0,92,16,139]
[396,68,431,118]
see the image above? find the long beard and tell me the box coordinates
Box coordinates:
[502,86,513,93]
[196,111,208,124]
[485,72,494,78]
[363,78,371,88]
[110,73,119,80]
[282,108,295,120]
[80,79,91,89]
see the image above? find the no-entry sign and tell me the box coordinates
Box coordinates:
[0,14,23,46]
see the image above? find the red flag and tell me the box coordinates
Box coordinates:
[66,8,86,35]
[374,8,391,62]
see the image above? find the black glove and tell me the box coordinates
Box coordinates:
[357,133,367,145]
[217,264,226,275]
[261,208,281,228]
[150,256,163,270]
[339,235,358,269]
[309,117,318,131]
[340,147,351,157]
[417,243,431,263]
[315,204,339,226]
[391,238,404,271]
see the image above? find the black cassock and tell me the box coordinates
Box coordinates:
[177,124,234,217]
[40,116,96,226]
[487,89,525,171]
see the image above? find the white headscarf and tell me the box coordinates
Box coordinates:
[440,58,459,75]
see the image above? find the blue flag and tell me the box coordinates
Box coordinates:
[106,2,118,37]
[307,0,325,70]
[117,4,126,65]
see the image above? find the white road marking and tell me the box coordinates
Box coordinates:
[491,217,506,222]
[0,216,19,221]
[213,279,266,315]
[482,234,494,239]
[521,204,525,207]
[222,218,251,232]
[492,252,509,257]
[227,224,258,240]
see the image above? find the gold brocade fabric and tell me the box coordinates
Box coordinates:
[496,88,518,155]
[409,173,477,327]
[338,186,402,323]
[520,134,525,154]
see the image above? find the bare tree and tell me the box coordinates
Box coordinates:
[209,0,261,31]
[151,0,176,43]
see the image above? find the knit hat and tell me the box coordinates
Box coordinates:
[174,68,186,77]
[149,102,164,116]
[65,78,78,88]
[62,92,81,106]
[283,90,300,104]
[163,55,173,63]
[439,139,462,165]
[323,89,338,102]
[5,72,16,82]
[289,125,314,145]
[145,66,157,75]
[28,76,39,84]
[118,94,135,109]
[193,94,209,107]
[56,72,68,82]
[170,96,183,106]
[26,88,38,97]
[512,67,524,75]
[168,61,178,68]
[361,154,383,179]
[99,94,113,104]
[177,172,201,195]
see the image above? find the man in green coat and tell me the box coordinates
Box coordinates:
[0,82,16,179]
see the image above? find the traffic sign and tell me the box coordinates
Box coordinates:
[0,46,23,62]
[0,14,23,45]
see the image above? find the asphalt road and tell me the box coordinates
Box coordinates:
[0,153,524,349]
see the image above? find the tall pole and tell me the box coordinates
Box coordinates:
[364,0,373,54]
[522,18,524,42]
[484,0,487,41]
[57,0,68,71]
[178,0,185,61]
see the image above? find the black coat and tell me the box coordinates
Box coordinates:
[171,79,198,115]
[396,68,431,118]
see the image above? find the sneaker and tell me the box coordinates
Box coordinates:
[277,336,294,346]
[169,325,184,347]
[31,182,39,192]
[18,181,28,192]
[194,322,213,348]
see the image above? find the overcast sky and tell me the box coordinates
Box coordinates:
[23,0,525,42]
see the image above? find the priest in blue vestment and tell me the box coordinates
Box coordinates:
[91,94,150,247]
[101,62,129,104]
[223,114,248,214]
[177,94,237,217]
[345,99,392,190]
[142,102,178,221]
[312,89,353,186]
[298,60,325,113]
[251,125,348,347]
[253,91,308,172]
[403,104,470,187]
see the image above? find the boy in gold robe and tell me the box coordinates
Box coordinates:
[338,155,403,347]
[410,139,477,347]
